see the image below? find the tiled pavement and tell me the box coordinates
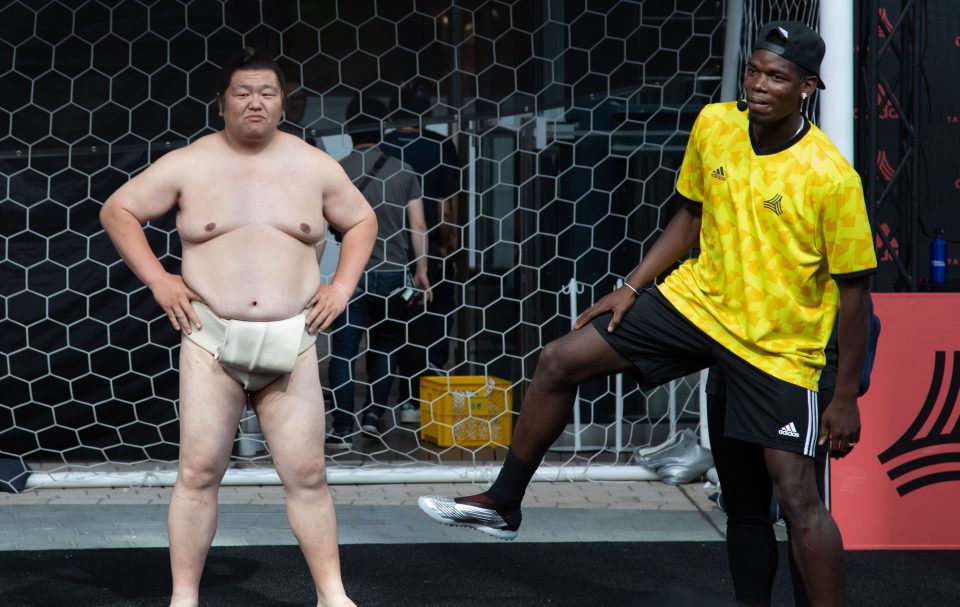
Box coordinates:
[0,479,733,551]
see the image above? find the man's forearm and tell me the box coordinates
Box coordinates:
[438,196,458,254]
[625,201,702,289]
[406,199,430,275]
[332,215,376,292]
[834,279,871,399]
[410,224,428,274]
[99,204,167,287]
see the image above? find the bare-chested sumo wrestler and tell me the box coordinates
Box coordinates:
[99,48,375,607]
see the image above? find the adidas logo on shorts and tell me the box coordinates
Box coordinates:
[778,422,800,438]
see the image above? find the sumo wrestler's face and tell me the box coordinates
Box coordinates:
[219,68,284,142]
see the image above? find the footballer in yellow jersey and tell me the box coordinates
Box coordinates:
[417,20,868,607]
[659,101,877,391]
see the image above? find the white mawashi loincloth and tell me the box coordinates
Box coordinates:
[184,302,317,391]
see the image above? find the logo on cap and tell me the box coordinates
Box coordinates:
[778,26,789,38]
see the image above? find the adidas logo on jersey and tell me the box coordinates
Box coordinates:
[778,422,800,438]
[710,166,727,181]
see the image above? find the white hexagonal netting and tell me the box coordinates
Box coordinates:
[0,1,817,488]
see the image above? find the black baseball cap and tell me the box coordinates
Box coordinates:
[755,21,826,89]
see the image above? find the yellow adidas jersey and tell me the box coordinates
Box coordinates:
[659,101,877,390]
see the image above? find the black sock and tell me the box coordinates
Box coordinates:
[482,448,538,509]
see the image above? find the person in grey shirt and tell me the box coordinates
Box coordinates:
[384,79,462,423]
[326,95,431,449]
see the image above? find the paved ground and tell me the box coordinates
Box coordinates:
[0,478,740,551]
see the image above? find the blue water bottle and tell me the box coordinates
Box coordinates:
[930,228,947,284]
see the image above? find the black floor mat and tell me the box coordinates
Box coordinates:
[0,542,956,606]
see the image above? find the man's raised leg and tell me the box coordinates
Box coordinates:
[418,324,633,538]
[169,339,248,607]
[254,348,355,607]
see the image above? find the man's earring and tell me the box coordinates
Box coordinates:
[801,92,809,100]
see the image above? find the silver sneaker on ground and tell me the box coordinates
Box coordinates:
[417,495,521,540]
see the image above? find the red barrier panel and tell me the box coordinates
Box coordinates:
[832,293,960,549]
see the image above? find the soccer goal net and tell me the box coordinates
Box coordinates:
[1,1,818,489]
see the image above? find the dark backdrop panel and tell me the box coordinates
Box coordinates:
[918,0,960,282]
[861,0,960,290]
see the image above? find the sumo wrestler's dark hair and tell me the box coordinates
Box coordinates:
[215,47,286,100]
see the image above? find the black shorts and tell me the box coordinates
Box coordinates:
[591,289,820,456]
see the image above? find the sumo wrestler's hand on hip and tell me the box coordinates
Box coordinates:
[305,282,350,334]
[148,272,203,334]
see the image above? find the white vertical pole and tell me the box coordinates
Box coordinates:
[698,368,710,449]
[467,124,477,269]
[818,2,851,513]
[614,371,623,453]
[534,115,547,150]
[668,379,677,438]
[613,279,625,453]
[720,0,745,102]
[824,457,832,510]
[568,277,582,452]
[819,2,855,163]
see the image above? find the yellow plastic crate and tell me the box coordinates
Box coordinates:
[419,375,513,448]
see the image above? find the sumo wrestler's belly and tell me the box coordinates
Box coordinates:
[181,227,321,321]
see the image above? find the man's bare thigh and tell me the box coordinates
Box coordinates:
[179,338,249,409]
[252,347,327,464]
[177,338,250,462]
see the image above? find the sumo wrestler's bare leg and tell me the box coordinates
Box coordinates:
[253,346,355,607]
[168,339,248,607]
